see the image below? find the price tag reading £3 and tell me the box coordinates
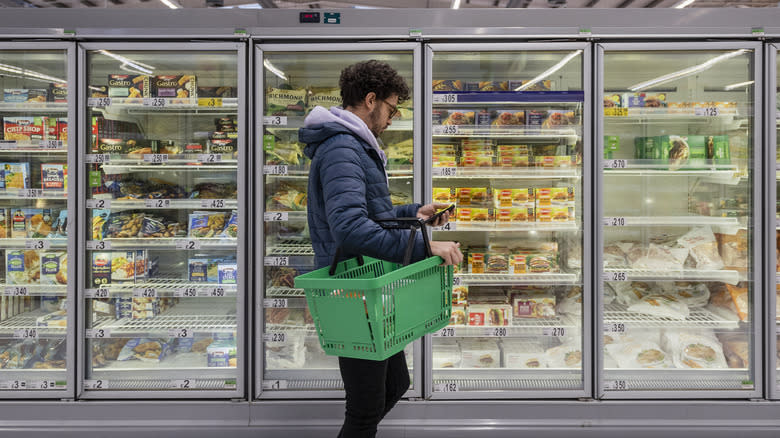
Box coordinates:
[263,116,288,126]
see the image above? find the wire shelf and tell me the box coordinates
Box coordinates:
[603,267,740,285]
[456,273,579,285]
[604,302,739,329]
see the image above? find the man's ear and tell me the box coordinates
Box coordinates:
[363,91,377,111]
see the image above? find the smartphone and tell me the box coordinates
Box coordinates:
[425,204,456,224]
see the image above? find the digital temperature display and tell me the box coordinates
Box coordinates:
[300,12,320,23]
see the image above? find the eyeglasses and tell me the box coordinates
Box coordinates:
[380,99,399,119]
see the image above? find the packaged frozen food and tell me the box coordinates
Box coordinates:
[40,164,65,191]
[26,209,53,238]
[188,258,209,283]
[442,111,474,126]
[306,87,341,111]
[40,252,67,285]
[545,342,582,368]
[3,163,28,190]
[220,211,238,238]
[558,286,583,316]
[513,292,555,318]
[657,282,710,308]
[6,250,40,285]
[117,338,171,362]
[0,208,8,238]
[468,249,485,274]
[218,263,237,284]
[460,340,500,368]
[452,285,468,305]
[266,86,306,116]
[606,341,672,369]
[265,333,303,369]
[449,304,467,326]
[432,80,463,91]
[491,110,524,126]
[710,283,749,322]
[3,117,46,143]
[717,333,750,369]
[541,110,577,129]
[152,75,196,99]
[631,244,688,271]
[502,340,545,369]
[716,230,748,271]
[677,227,724,270]
[432,344,461,368]
[661,331,728,369]
[526,253,555,273]
[627,294,690,320]
[110,252,135,283]
[189,212,226,238]
[108,74,149,98]
[468,304,511,326]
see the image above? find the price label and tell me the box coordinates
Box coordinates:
[543,327,567,337]
[133,288,157,298]
[264,332,287,343]
[604,323,627,333]
[25,239,50,250]
[198,98,223,107]
[84,380,108,390]
[263,298,288,308]
[603,107,628,117]
[0,140,16,149]
[432,94,458,104]
[201,199,226,209]
[262,380,289,390]
[695,107,719,117]
[264,256,289,266]
[143,98,167,108]
[264,212,289,222]
[604,159,628,169]
[263,116,288,126]
[433,125,460,135]
[604,271,629,282]
[202,287,226,298]
[176,240,202,250]
[29,380,57,390]
[85,288,110,299]
[85,154,110,164]
[175,287,198,298]
[604,217,627,227]
[435,327,457,337]
[171,379,196,389]
[86,240,111,250]
[5,286,29,296]
[431,167,457,177]
[486,327,508,337]
[168,328,193,338]
[1,380,26,390]
[145,199,171,209]
[143,154,169,164]
[198,154,223,163]
[14,328,38,339]
[86,199,111,209]
[17,189,43,198]
[88,97,112,107]
[452,277,462,286]
[432,222,456,231]
[40,140,62,149]
[263,165,288,175]
[605,380,628,391]
[86,328,110,338]
[434,383,459,392]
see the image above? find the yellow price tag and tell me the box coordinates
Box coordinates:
[604,108,628,117]
[198,98,223,107]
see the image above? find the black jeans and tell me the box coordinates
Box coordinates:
[337,350,410,438]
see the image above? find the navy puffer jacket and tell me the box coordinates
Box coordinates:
[300,122,424,270]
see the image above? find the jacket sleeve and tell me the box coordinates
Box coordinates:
[320,137,426,264]
[393,203,421,219]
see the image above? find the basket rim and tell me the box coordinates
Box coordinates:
[294,255,445,290]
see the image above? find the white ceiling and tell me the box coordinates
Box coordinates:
[0,0,775,11]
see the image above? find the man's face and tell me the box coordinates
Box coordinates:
[367,93,399,138]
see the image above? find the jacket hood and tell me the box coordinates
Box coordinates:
[300,106,387,166]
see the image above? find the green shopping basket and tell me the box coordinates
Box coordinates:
[294,217,453,361]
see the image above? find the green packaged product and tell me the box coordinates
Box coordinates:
[708,135,730,165]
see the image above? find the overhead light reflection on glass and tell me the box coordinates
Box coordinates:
[628,49,747,92]
[723,80,754,91]
[515,50,582,91]
[263,59,287,81]
[98,50,155,75]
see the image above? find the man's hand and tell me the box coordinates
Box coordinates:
[417,202,452,227]
[430,241,463,266]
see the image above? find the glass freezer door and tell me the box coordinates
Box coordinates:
[426,44,590,398]
[772,44,780,399]
[79,43,245,397]
[0,44,74,397]
[257,44,420,398]
[598,44,760,397]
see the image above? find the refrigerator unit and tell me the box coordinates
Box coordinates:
[0,43,76,398]
[768,42,780,400]
[596,43,761,398]
[77,43,246,398]
[425,43,592,398]
[255,43,422,398]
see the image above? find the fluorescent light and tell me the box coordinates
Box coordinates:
[724,80,754,91]
[452,0,461,8]
[674,0,695,8]
[0,63,66,84]
[515,50,582,91]
[160,0,180,8]
[628,49,747,92]
[98,50,154,75]
[263,59,287,81]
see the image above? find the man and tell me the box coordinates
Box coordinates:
[299,60,463,437]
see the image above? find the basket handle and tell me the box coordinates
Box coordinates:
[328,217,433,276]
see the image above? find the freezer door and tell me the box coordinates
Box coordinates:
[256,43,422,399]
[426,43,591,399]
[0,43,76,398]
[597,43,761,398]
[770,44,779,400]
[78,43,245,398]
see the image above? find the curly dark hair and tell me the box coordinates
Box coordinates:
[339,60,410,108]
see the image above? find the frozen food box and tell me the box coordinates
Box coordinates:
[491,110,525,127]
[432,80,464,92]
[502,340,546,368]
[485,252,509,274]
[468,248,486,274]
[460,156,493,168]
[36,309,67,328]
[48,83,68,103]
[10,209,25,238]
[452,285,468,305]
[460,340,500,368]
[207,342,237,367]
[541,110,578,129]
[468,304,511,326]
[189,258,209,282]
[41,164,65,191]
[0,208,8,238]
[4,163,29,189]
[117,338,172,362]
[265,86,306,117]
[152,75,196,99]
[3,89,47,103]
[432,344,461,368]
[525,110,546,131]
[477,81,507,91]
[3,117,45,143]
[96,138,125,155]
[433,187,455,204]
[508,79,552,92]
[218,263,237,284]
[306,87,341,112]
[197,86,236,98]
[449,304,467,326]
[111,251,135,284]
[470,207,492,223]
[442,110,475,126]
[108,74,150,99]
[40,251,67,285]
[513,293,556,318]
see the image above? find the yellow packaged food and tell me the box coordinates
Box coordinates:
[471,208,491,222]
[509,254,527,274]
[498,144,529,153]
[433,156,457,168]
[433,143,457,154]
[535,188,552,207]
[494,189,514,207]
[470,187,489,204]
[537,207,553,222]
[533,156,556,168]
[433,187,455,204]
[468,249,486,274]
[460,156,493,168]
[549,187,571,204]
[452,285,468,305]
[550,206,572,222]
[497,207,533,223]
[512,188,534,206]
[457,208,472,223]
[461,139,495,149]
[554,155,576,168]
